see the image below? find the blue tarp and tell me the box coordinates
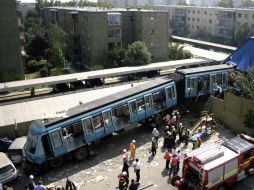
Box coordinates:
[226,37,254,71]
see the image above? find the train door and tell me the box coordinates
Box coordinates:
[82,117,96,144]
[210,74,217,93]
[92,113,106,140]
[186,77,197,98]
[128,100,138,124]
[136,97,146,121]
[222,72,228,89]
[165,86,173,108]
[144,94,153,117]
[48,129,66,157]
[102,109,114,135]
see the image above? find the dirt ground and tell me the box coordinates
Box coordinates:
[11,113,254,190]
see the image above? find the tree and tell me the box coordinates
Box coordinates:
[168,43,193,60]
[217,0,234,7]
[50,43,65,67]
[234,24,249,46]
[26,35,49,60]
[125,41,151,66]
[240,0,254,7]
[108,48,126,68]
[26,60,40,73]
[235,69,254,100]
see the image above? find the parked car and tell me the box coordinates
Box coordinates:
[6,136,27,164]
[0,152,17,184]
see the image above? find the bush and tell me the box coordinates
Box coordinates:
[39,67,49,77]
[26,60,40,73]
[243,109,254,129]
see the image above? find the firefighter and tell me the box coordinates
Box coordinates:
[163,126,169,148]
[165,131,172,149]
[171,126,176,148]
[164,149,171,169]
[123,149,129,161]
[119,176,128,190]
[130,140,136,160]
[192,139,199,150]
[178,123,184,143]
[169,155,179,177]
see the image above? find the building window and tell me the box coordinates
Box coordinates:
[108,28,121,38]
[192,18,195,21]
[197,10,200,14]
[209,19,212,24]
[252,24,254,28]
[204,11,207,15]
[253,14,254,19]
[197,25,199,29]
[244,23,248,28]
[107,13,121,25]
[197,18,200,22]
[245,14,248,18]
[128,16,133,21]
[192,10,195,14]
[188,10,190,13]
[238,13,241,18]
[188,17,190,21]
[108,42,121,49]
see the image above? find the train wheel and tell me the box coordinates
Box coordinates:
[50,157,63,168]
[74,147,88,161]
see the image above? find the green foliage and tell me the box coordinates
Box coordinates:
[91,64,104,70]
[48,24,67,53]
[26,35,49,60]
[50,43,65,67]
[168,43,193,60]
[217,0,234,7]
[108,48,126,68]
[39,67,49,77]
[234,24,249,46]
[26,60,41,73]
[235,69,254,100]
[243,109,254,129]
[240,0,254,7]
[125,41,151,66]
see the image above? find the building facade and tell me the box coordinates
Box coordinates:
[0,0,24,82]
[150,5,254,44]
[42,7,169,68]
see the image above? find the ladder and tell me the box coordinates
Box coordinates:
[202,95,213,114]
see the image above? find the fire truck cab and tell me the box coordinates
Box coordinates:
[172,134,254,190]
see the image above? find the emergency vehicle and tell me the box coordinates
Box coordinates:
[171,134,254,190]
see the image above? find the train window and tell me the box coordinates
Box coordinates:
[211,75,216,89]
[82,118,94,135]
[166,87,172,100]
[172,86,176,99]
[102,111,112,127]
[222,73,227,86]
[216,74,222,86]
[137,97,145,112]
[153,90,166,111]
[144,95,152,109]
[50,130,63,149]
[93,114,104,130]
[186,78,190,90]
[190,78,197,89]
[130,101,137,116]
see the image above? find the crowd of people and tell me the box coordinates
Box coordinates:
[119,110,203,189]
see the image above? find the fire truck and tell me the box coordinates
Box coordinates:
[171,134,254,190]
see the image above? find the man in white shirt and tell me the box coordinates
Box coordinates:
[152,128,159,142]
[132,158,141,182]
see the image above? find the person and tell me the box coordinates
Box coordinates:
[119,176,128,190]
[120,171,129,186]
[171,126,176,148]
[151,137,157,156]
[192,140,199,150]
[163,126,169,148]
[65,178,77,190]
[152,128,159,142]
[132,158,141,182]
[171,113,177,126]
[26,175,35,190]
[175,150,181,173]
[176,112,181,127]
[34,181,47,190]
[215,85,223,97]
[130,140,136,160]
[63,127,69,136]
[169,155,179,177]
[122,159,130,177]
[197,136,202,148]
[129,179,139,190]
[164,149,171,169]
[123,149,129,161]
[178,123,183,143]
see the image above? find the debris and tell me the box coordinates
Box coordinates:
[90,175,105,183]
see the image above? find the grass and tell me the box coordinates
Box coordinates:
[24,71,40,80]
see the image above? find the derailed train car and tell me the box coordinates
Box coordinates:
[24,64,234,170]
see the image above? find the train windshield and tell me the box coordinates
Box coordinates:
[26,131,38,155]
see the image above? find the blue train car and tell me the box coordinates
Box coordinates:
[25,77,177,167]
[176,64,234,98]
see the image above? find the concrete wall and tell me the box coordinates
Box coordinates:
[211,92,254,135]
[0,122,30,139]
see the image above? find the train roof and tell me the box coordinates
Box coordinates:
[223,136,254,154]
[45,77,173,127]
[177,64,234,75]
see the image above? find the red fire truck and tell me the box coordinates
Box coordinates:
[171,134,254,190]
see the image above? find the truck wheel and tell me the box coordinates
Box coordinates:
[50,157,63,168]
[74,147,88,161]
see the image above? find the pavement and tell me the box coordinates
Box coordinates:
[10,115,254,190]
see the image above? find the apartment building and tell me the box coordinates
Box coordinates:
[42,7,169,67]
[0,0,24,82]
[150,5,254,43]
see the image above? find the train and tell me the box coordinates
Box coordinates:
[23,64,234,170]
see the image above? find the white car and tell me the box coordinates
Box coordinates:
[0,152,17,184]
